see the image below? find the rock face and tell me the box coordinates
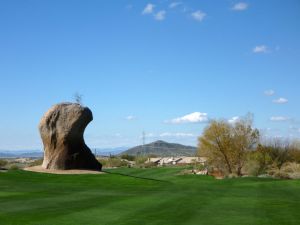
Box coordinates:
[39,103,102,171]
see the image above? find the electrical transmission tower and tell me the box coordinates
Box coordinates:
[142,131,146,146]
[142,131,146,156]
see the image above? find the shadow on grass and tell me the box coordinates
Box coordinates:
[103,170,171,183]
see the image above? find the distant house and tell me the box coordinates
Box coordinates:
[147,157,207,166]
[148,158,163,165]
[177,157,207,165]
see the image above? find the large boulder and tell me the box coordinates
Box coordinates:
[39,103,102,171]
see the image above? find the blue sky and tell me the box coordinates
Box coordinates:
[0,0,300,150]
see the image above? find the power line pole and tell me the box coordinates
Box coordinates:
[142,131,146,157]
[142,131,146,146]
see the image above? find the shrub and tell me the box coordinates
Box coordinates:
[120,154,135,161]
[0,159,8,168]
[289,149,300,163]
[99,157,128,168]
[9,164,20,170]
[135,156,148,166]
[144,162,157,168]
[243,159,261,176]
[193,162,206,171]
[29,159,43,167]
[268,162,300,179]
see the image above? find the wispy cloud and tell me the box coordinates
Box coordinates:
[169,2,182,9]
[273,97,288,104]
[253,45,268,53]
[228,116,240,124]
[289,126,298,131]
[160,132,196,137]
[270,116,290,122]
[166,112,208,124]
[125,115,136,121]
[232,2,248,11]
[191,10,206,22]
[142,3,155,15]
[154,10,166,21]
[264,89,275,96]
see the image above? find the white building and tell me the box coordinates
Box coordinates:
[148,157,207,166]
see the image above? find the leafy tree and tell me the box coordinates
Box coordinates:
[198,115,259,176]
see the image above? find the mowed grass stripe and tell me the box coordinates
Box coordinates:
[0,167,300,225]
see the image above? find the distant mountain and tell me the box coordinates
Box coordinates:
[0,147,127,158]
[0,150,43,158]
[120,140,197,157]
[93,147,128,156]
[0,152,16,158]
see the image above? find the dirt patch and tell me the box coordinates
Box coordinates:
[24,166,104,175]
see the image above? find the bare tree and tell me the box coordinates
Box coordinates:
[73,92,83,105]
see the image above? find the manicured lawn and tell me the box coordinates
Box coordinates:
[0,167,300,225]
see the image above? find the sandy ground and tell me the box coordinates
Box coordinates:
[24,166,104,175]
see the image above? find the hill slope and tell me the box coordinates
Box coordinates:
[120,140,197,157]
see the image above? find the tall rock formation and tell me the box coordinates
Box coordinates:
[39,103,102,171]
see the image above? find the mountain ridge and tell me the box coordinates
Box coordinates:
[120,140,197,157]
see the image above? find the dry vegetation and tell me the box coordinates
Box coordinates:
[198,115,300,179]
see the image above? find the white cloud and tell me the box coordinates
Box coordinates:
[270,116,290,122]
[154,10,166,21]
[142,3,155,15]
[253,45,268,53]
[167,112,208,124]
[264,90,275,96]
[191,10,206,22]
[160,132,196,137]
[273,97,288,104]
[169,2,182,9]
[232,2,248,11]
[228,116,240,124]
[125,115,136,120]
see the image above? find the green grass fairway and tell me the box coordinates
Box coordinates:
[0,167,300,225]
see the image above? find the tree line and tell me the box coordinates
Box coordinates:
[197,114,300,178]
